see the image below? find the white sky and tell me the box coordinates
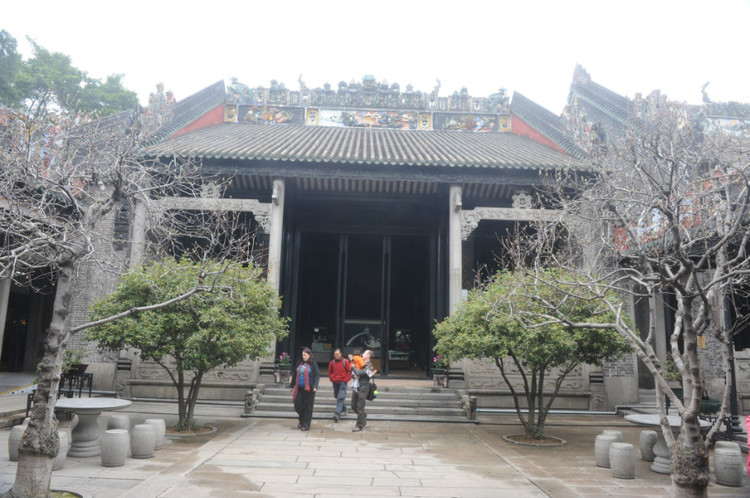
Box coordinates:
[3,0,749,114]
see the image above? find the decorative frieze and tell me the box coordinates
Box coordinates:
[460,206,559,240]
[224,76,511,132]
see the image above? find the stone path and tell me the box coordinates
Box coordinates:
[0,404,748,497]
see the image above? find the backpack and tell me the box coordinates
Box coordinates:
[366,381,377,401]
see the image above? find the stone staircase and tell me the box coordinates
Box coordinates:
[616,388,658,415]
[248,384,473,423]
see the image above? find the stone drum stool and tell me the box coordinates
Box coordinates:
[595,434,619,468]
[714,441,743,487]
[8,424,27,462]
[639,430,658,462]
[130,424,156,459]
[52,430,70,471]
[101,429,129,467]
[107,414,130,431]
[609,442,636,479]
[144,418,166,450]
[601,430,624,442]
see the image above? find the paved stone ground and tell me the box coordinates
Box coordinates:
[0,402,748,497]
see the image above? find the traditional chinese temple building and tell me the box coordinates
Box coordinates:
[117,75,598,403]
[3,69,747,413]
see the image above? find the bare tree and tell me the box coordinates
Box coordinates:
[0,108,261,497]
[505,104,750,498]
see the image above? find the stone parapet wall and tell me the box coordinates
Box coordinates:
[463,357,590,392]
[126,378,256,402]
[467,389,592,410]
[120,357,262,401]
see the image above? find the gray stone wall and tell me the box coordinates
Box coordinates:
[463,357,590,393]
[65,199,128,390]
[603,356,635,378]
[700,331,728,399]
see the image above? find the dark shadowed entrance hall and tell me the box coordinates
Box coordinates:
[277,187,444,377]
[289,230,434,377]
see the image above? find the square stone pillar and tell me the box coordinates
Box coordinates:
[128,199,148,268]
[0,279,10,354]
[449,185,463,314]
[267,178,285,293]
[259,178,285,384]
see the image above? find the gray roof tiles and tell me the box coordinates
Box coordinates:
[144,122,583,171]
[510,92,585,158]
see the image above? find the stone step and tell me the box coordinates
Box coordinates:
[253,401,466,416]
[259,393,457,409]
[251,384,470,423]
[248,410,473,424]
[0,409,26,430]
[263,386,458,399]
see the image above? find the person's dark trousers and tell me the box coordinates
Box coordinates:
[353,383,370,429]
[294,390,316,429]
[332,381,347,416]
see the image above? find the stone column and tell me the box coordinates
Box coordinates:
[0,279,10,353]
[129,199,148,268]
[652,292,668,360]
[267,179,285,292]
[448,185,463,314]
[258,179,285,384]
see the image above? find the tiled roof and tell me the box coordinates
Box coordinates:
[150,80,227,143]
[569,79,635,125]
[510,92,585,158]
[144,123,582,170]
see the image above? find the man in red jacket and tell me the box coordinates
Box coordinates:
[328,348,351,422]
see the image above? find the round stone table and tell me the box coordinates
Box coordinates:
[624,413,710,474]
[55,398,132,457]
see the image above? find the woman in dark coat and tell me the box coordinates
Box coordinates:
[290,347,319,431]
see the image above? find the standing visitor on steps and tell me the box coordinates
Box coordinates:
[348,349,364,415]
[328,348,351,422]
[350,349,376,432]
[291,347,319,431]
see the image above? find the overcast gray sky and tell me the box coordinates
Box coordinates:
[3,0,749,113]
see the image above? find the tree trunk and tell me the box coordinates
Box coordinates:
[8,265,72,497]
[176,369,187,426]
[5,453,54,498]
[670,420,709,498]
[669,300,709,498]
[186,372,203,423]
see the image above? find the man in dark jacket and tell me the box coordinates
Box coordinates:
[328,348,351,422]
[351,349,376,432]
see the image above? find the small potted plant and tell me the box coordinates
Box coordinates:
[432,354,447,387]
[432,354,446,373]
[277,352,292,384]
[63,348,89,375]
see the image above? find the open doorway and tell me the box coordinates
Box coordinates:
[290,232,433,376]
[1,279,55,373]
[386,235,431,375]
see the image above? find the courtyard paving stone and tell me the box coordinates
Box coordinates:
[0,397,747,497]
